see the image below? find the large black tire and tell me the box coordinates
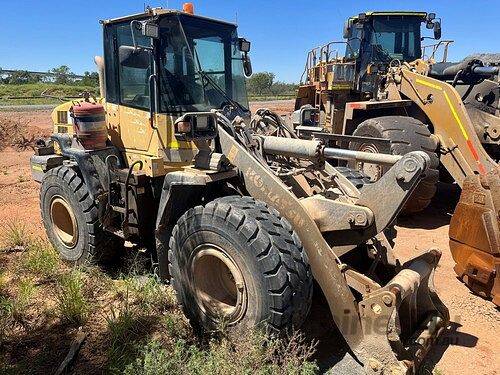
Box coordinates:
[167,195,313,334]
[349,116,439,214]
[40,166,122,265]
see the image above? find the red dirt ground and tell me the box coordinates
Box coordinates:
[0,106,498,374]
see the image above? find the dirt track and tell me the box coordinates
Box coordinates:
[0,106,498,374]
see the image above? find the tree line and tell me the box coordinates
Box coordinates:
[246,72,298,97]
[1,65,99,86]
[2,67,298,97]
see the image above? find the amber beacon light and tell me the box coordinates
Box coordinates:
[183,3,194,14]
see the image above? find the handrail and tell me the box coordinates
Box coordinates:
[301,40,356,84]
[422,40,454,63]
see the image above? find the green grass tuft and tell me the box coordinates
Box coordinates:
[161,311,192,340]
[2,222,30,249]
[0,278,36,341]
[56,269,89,325]
[21,239,60,278]
[127,275,176,313]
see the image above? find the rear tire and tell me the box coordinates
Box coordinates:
[40,166,122,265]
[167,195,313,334]
[349,116,439,214]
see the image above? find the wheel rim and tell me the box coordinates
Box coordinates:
[50,196,78,248]
[356,143,384,181]
[191,244,247,325]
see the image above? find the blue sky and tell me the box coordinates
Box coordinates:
[0,1,498,82]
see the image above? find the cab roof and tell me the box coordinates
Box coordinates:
[350,11,428,22]
[101,7,236,27]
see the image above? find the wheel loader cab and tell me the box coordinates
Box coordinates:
[343,12,440,93]
[101,10,251,175]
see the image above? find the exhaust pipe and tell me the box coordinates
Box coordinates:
[94,56,106,99]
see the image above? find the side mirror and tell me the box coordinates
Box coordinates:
[243,54,252,77]
[119,46,150,69]
[427,12,436,21]
[433,21,442,40]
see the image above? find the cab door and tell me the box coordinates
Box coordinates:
[115,22,155,152]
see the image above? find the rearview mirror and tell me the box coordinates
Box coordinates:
[243,54,252,77]
[433,21,442,40]
[119,46,151,69]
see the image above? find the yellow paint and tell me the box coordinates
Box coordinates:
[227,145,239,163]
[31,164,44,172]
[50,98,200,178]
[415,78,442,91]
[415,78,469,140]
[443,91,469,141]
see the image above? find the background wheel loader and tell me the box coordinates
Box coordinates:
[29,4,449,374]
[293,11,500,306]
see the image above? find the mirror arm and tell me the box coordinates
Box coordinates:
[148,73,158,129]
[130,20,141,50]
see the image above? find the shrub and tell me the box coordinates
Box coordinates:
[124,330,318,375]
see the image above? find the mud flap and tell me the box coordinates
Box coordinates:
[449,168,500,306]
[352,249,449,374]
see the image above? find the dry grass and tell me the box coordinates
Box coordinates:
[0,230,319,374]
[1,222,30,249]
[0,117,36,151]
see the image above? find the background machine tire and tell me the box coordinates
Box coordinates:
[349,116,439,213]
[167,195,313,334]
[40,166,122,265]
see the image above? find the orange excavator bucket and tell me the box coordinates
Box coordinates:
[449,167,500,306]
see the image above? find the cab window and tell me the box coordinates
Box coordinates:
[116,23,152,110]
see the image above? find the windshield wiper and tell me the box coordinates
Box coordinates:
[198,69,249,113]
[177,17,249,114]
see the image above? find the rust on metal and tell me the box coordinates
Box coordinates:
[449,167,500,306]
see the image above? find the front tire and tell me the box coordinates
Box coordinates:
[167,196,313,334]
[349,116,439,213]
[40,166,122,265]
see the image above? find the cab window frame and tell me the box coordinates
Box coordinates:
[103,19,155,112]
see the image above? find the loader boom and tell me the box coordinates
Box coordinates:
[395,68,497,184]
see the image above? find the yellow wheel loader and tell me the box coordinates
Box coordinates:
[294,11,500,306]
[30,5,449,373]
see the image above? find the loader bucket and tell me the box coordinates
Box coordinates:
[449,167,500,306]
[353,249,449,374]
